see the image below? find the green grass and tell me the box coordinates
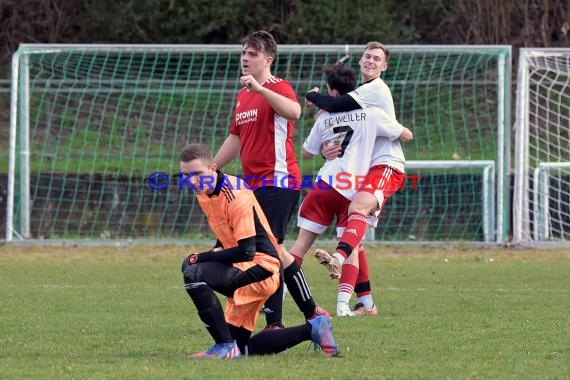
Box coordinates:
[1,245,569,379]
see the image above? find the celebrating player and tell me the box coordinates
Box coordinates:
[306,42,410,315]
[289,63,412,316]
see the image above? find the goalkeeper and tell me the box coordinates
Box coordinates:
[179,144,339,359]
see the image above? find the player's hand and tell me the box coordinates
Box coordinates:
[321,141,342,160]
[240,75,261,92]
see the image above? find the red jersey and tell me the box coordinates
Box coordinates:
[230,76,301,189]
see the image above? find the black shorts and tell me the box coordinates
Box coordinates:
[254,187,301,244]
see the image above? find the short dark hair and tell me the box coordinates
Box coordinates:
[179,143,212,163]
[323,64,357,95]
[365,41,390,62]
[241,30,277,58]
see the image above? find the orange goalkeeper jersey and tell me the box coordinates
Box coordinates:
[195,172,281,271]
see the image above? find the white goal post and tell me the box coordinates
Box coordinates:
[514,49,570,246]
[532,162,570,241]
[406,160,496,243]
[363,159,497,243]
[6,44,511,244]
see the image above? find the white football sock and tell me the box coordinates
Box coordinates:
[358,295,374,309]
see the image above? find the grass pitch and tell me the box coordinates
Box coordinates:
[1,244,569,379]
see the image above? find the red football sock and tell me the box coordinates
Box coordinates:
[338,263,359,297]
[336,212,368,258]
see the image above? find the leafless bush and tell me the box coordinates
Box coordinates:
[432,0,570,48]
[0,0,84,64]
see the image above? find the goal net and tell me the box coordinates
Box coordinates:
[514,49,570,246]
[7,44,510,243]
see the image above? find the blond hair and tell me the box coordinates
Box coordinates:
[365,41,390,62]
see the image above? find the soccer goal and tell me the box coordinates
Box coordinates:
[514,49,570,246]
[6,44,511,243]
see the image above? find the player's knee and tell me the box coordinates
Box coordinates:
[348,201,369,215]
[182,263,202,284]
[350,193,378,215]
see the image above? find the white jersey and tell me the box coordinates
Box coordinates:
[369,135,406,172]
[348,76,405,171]
[348,77,396,118]
[303,107,404,200]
